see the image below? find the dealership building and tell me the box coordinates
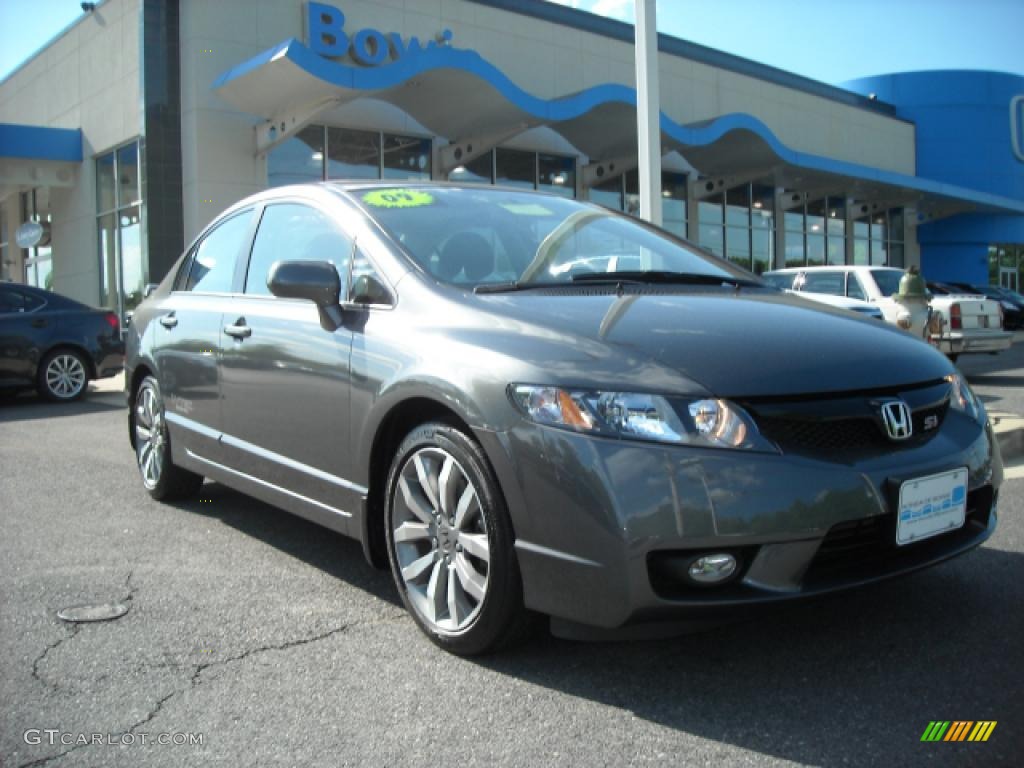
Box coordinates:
[1,0,1022,318]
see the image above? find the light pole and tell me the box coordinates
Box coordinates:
[634,0,662,225]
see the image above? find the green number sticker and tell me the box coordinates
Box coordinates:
[362,189,434,208]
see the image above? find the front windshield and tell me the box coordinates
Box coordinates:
[868,269,905,297]
[354,186,745,287]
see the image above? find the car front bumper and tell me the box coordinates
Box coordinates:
[477,414,1001,630]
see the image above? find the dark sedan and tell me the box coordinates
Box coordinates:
[0,283,125,401]
[125,183,1001,654]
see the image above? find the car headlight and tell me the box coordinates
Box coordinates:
[945,373,983,422]
[509,385,776,451]
[1001,300,1016,311]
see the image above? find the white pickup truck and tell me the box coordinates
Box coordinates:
[764,266,1012,360]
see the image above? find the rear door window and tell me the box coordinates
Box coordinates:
[801,271,844,296]
[0,288,45,313]
[245,203,353,296]
[183,210,253,293]
[846,273,868,301]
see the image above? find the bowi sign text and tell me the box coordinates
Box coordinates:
[306,2,453,66]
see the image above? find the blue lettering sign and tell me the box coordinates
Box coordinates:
[306,2,453,66]
[308,1,348,58]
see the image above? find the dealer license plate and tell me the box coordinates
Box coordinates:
[896,468,967,546]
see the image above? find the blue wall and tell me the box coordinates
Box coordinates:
[844,71,1024,286]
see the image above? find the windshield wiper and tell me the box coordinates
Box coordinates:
[473,281,565,294]
[570,271,760,288]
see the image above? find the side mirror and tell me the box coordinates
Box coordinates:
[268,260,343,331]
[350,273,391,305]
[143,283,158,299]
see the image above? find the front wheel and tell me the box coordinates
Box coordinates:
[133,376,204,500]
[385,422,530,655]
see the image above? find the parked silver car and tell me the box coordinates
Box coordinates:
[126,183,1001,654]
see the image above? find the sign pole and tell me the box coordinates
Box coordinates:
[635,0,662,225]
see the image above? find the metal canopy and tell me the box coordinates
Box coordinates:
[213,39,1024,219]
[0,123,82,200]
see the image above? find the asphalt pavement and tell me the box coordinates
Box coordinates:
[1,361,1022,768]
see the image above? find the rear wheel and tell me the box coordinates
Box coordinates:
[38,349,89,401]
[385,422,530,655]
[134,375,204,500]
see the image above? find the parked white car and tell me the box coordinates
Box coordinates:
[764,266,1011,360]
[780,289,885,320]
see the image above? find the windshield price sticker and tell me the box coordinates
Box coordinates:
[362,189,434,208]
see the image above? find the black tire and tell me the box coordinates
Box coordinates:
[37,348,90,402]
[133,375,204,501]
[384,422,531,655]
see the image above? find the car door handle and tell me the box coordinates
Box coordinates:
[159,313,178,329]
[31,318,47,328]
[224,322,252,339]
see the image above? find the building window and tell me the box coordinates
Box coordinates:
[495,148,537,189]
[268,125,432,186]
[661,172,688,240]
[21,189,53,290]
[751,185,774,274]
[784,204,805,268]
[96,140,145,317]
[852,206,902,266]
[449,151,494,184]
[698,194,725,257]
[538,153,575,198]
[0,202,8,282]
[826,197,845,265]
[588,171,687,238]
[382,134,431,179]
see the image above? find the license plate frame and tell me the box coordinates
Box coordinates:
[896,468,967,546]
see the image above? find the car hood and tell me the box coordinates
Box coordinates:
[472,287,953,398]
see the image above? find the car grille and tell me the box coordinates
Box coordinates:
[804,485,994,582]
[755,403,948,457]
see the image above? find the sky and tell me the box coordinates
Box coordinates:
[1,0,1023,84]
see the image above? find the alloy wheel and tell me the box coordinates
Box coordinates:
[134,384,165,489]
[45,354,86,399]
[392,447,490,633]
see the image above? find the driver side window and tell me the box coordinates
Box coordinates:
[245,203,353,296]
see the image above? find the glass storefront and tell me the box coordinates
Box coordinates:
[269,125,431,187]
[21,189,53,289]
[96,140,145,318]
[988,245,1024,292]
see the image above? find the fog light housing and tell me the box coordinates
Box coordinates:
[687,553,738,584]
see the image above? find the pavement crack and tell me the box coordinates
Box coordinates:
[30,624,80,693]
[126,690,178,736]
[190,623,350,687]
[122,569,136,604]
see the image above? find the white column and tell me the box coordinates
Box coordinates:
[634,0,662,225]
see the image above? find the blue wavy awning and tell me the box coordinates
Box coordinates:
[213,39,1024,216]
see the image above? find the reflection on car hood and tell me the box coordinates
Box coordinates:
[475,287,952,397]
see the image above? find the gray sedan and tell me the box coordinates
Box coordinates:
[125,183,1001,654]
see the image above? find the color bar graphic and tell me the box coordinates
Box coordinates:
[921,721,996,742]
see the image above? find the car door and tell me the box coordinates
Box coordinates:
[219,200,360,518]
[0,287,47,387]
[154,208,256,464]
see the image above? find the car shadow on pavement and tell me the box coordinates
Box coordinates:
[964,373,1024,389]
[166,480,400,607]
[0,391,125,422]
[473,547,1024,764]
